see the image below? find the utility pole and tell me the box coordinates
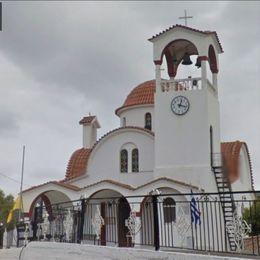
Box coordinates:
[18,145,25,222]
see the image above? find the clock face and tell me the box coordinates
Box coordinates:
[171,96,190,115]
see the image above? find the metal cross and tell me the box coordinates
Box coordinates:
[179,10,193,26]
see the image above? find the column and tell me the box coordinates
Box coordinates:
[201,60,207,89]
[212,73,218,94]
[155,64,161,93]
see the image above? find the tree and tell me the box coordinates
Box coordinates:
[0,189,14,228]
[243,200,260,236]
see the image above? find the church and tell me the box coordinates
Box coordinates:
[20,24,254,251]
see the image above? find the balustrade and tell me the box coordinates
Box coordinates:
[160,77,217,93]
[160,77,202,92]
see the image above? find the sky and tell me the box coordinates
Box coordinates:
[0,1,259,197]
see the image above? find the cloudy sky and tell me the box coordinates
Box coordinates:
[0,1,259,196]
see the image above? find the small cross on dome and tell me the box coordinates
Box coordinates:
[179,10,193,26]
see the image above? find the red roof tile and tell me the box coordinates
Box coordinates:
[22,181,80,193]
[65,148,92,180]
[79,116,96,125]
[115,80,155,115]
[221,141,253,189]
[148,24,223,53]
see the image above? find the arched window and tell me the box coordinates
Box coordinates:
[210,126,213,167]
[120,149,128,173]
[132,148,139,172]
[163,197,176,223]
[145,113,152,130]
[122,117,126,127]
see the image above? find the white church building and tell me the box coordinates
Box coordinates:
[21,24,254,251]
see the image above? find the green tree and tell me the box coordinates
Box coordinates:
[243,200,260,236]
[0,189,14,228]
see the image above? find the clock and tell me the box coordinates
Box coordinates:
[171,96,190,115]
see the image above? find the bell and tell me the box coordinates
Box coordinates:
[195,57,201,68]
[182,52,192,65]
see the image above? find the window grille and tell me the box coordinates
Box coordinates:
[120,149,128,173]
[132,148,139,172]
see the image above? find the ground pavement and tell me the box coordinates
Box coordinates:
[0,242,256,260]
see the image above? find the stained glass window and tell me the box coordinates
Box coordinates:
[145,113,152,130]
[120,149,128,173]
[132,148,139,172]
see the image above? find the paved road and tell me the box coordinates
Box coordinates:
[0,243,256,260]
[0,248,22,260]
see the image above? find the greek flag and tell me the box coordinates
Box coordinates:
[190,191,201,225]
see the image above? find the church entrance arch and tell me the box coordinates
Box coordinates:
[28,190,73,240]
[29,190,73,220]
[87,189,131,247]
[118,197,131,247]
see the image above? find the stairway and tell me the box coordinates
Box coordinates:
[213,165,237,251]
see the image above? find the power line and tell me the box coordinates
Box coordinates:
[0,172,30,187]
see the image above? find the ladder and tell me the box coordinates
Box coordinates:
[212,163,236,251]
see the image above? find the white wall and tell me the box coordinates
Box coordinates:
[119,105,154,130]
[71,128,154,188]
[154,86,218,192]
[22,184,77,213]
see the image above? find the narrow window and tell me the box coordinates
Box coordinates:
[132,148,139,172]
[122,117,126,127]
[163,197,176,223]
[145,113,152,130]
[210,126,213,167]
[120,149,128,173]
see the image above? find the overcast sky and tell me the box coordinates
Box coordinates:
[0,1,259,197]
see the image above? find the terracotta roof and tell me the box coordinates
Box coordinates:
[81,177,203,192]
[92,126,154,150]
[79,116,96,125]
[65,148,92,180]
[115,80,155,116]
[136,177,203,191]
[22,181,80,193]
[221,141,253,189]
[82,179,135,191]
[148,24,223,53]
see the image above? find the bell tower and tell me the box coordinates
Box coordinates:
[149,25,223,190]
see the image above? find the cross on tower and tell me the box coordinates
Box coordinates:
[179,10,193,26]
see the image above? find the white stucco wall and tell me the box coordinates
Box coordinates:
[71,128,154,189]
[119,105,154,130]
[154,86,218,192]
[151,27,222,63]
[22,184,77,213]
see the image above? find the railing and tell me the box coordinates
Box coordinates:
[211,153,222,168]
[160,77,217,94]
[160,77,202,92]
[17,191,260,257]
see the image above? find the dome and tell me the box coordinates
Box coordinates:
[65,148,92,180]
[115,80,155,116]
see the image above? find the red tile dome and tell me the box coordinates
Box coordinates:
[65,148,92,180]
[115,80,155,116]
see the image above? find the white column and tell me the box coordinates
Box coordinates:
[83,125,94,149]
[201,60,207,89]
[212,73,218,94]
[155,64,161,93]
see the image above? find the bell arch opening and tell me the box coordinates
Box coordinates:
[159,39,200,79]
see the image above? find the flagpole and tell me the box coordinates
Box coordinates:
[18,145,25,222]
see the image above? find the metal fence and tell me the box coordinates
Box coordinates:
[17,191,260,257]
